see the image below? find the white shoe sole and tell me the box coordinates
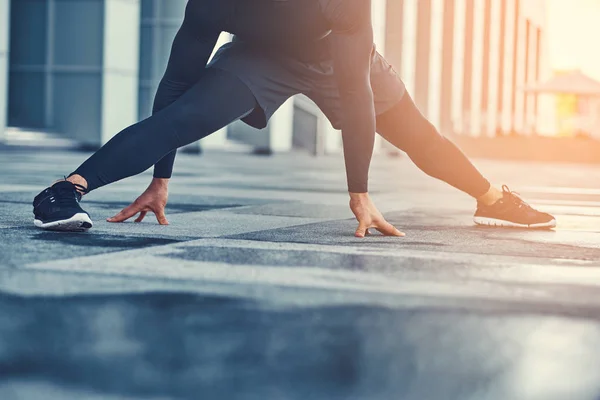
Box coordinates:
[34,213,93,232]
[474,216,556,229]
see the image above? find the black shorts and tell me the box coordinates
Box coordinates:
[208,40,406,129]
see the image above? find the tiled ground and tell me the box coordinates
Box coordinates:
[1,147,600,400]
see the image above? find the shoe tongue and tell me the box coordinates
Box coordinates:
[52,181,79,197]
[51,181,83,202]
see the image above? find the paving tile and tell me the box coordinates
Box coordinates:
[0,227,184,268]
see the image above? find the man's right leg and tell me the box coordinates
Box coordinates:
[72,68,256,192]
[33,68,257,231]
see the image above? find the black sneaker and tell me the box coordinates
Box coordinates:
[474,185,556,229]
[33,181,93,231]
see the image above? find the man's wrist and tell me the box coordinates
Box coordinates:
[151,177,169,188]
[349,192,369,204]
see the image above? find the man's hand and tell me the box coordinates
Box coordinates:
[107,178,170,225]
[349,192,405,238]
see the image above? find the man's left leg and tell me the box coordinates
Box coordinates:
[376,92,493,200]
[375,92,556,229]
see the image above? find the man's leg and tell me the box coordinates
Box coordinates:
[32,68,256,231]
[71,68,256,191]
[375,92,556,228]
[375,92,497,201]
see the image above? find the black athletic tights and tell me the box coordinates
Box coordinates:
[376,93,491,198]
[73,68,256,191]
[73,69,490,198]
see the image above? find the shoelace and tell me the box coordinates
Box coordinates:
[63,176,89,195]
[72,183,89,196]
[502,185,533,211]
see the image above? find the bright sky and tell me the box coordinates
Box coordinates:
[546,0,600,80]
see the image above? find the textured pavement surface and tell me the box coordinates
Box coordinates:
[1,147,600,400]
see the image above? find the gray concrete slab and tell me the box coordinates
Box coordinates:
[1,147,600,399]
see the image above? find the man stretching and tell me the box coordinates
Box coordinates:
[32,0,555,236]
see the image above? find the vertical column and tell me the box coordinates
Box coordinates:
[414,0,432,114]
[385,0,404,73]
[513,14,527,134]
[269,99,295,152]
[485,0,501,137]
[402,0,418,95]
[522,20,530,133]
[427,0,444,129]
[495,0,507,135]
[101,0,141,144]
[533,27,541,133]
[479,0,492,136]
[451,0,466,134]
[469,0,484,136]
[502,0,516,132]
[439,0,455,136]
[509,0,520,133]
[461,0,474,135]
[0,0,9,140]
[8,0,48,130]
[44,0,55,129]
[525,21,537,134]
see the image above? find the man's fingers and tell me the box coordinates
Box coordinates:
[107,204,141,223]
[155,209,169,225]
[355,222,369,238]
[134,211,147,223]
[375,220,406,237]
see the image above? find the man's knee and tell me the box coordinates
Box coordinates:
[153,80,190,113]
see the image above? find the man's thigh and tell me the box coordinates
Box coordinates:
[208,41,311,129]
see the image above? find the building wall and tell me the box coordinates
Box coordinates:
[101,0,141,144]
[0,0,9,141]
[10,0,547,150]
[3,0,390,154]
[7,0,140,146]
[385,0,549,137]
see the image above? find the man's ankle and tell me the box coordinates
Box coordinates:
[477,186,503,206]
[64,175,89,194]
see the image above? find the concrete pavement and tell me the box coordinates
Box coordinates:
[1,147,599,400]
